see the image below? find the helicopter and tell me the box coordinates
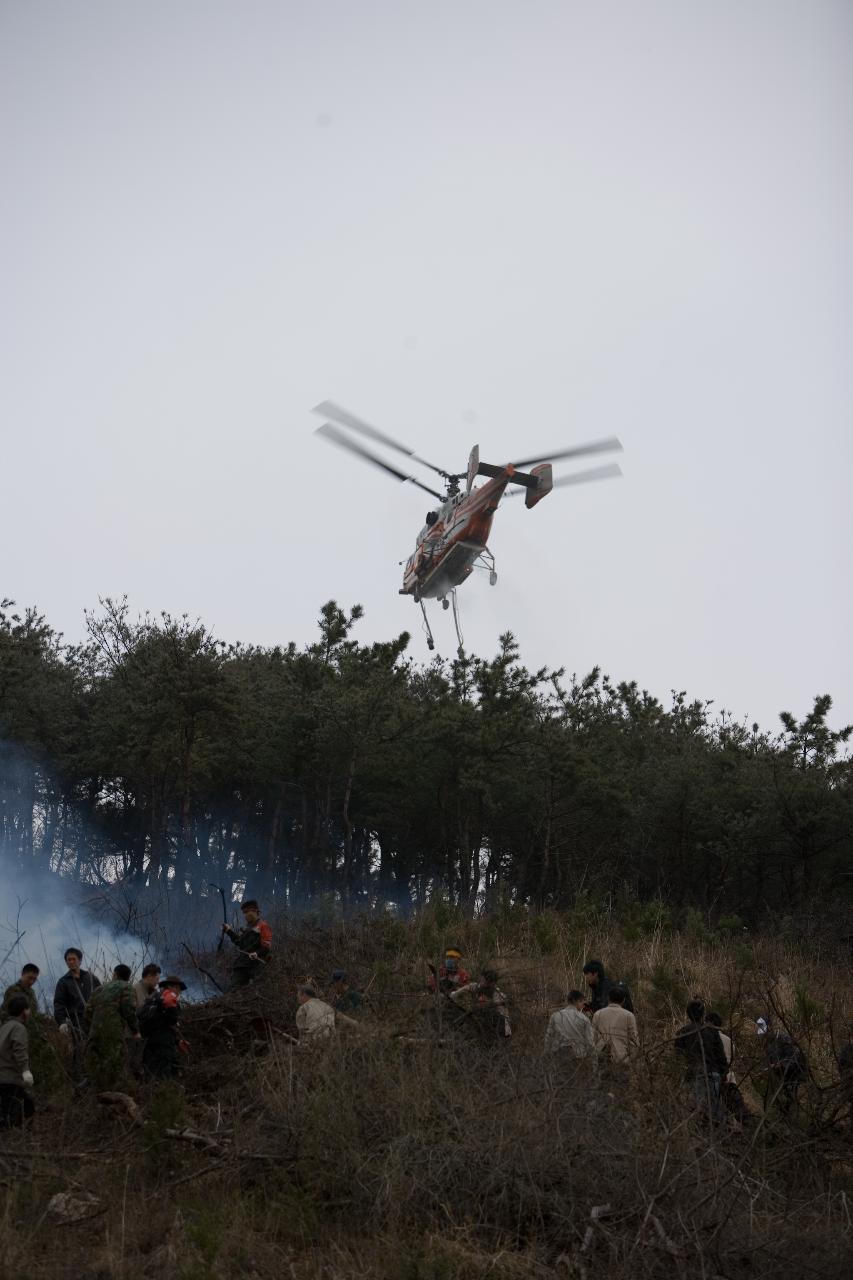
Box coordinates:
[313,400,622,653]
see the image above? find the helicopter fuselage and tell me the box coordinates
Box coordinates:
[400,471,512,599]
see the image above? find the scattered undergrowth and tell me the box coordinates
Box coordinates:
[1,908,851,1279]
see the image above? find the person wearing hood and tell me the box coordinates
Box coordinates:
[582,960,634,1015]
[53,948,101,1040]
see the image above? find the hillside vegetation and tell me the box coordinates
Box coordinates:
[1,597,852,927]
[2,907,852,1280]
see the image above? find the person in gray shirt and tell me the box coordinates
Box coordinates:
[545,989,595,1058]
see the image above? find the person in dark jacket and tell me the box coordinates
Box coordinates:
[582,960,634,1015]
[141,976,187,1079]
[0,996,35,1128]
[221,900,272,990]
[84,965,141,1089]
[1,964,40,1021]
[331,970,362,1014]
[53,948,101,1040]
[675,999,728,1121]
[758,1016,808,1113]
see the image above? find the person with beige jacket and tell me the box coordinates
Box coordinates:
[592,988,639,1063]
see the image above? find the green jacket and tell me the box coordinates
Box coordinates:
[1,982,39,1022]
[84,980,139,1038]
[0,1019,30,1084]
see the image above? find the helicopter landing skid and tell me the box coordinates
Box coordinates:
[419,598,435,651]
[436,589,464,657]
[475,546,497,586]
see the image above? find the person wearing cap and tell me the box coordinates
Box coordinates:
[221,899,273,990]
[141,976,187,1079]
[427,949,470,995]
[330,970,362,1015]
[83,965,141,1090]
[53,948,101,1040]
[449,969,512,1039]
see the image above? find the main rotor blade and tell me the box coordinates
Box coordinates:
[315,422,444,499]
[504,462,623,497]
[313,400,448,477]
[512,437,622,468]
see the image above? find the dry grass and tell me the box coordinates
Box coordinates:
[1,909,851,1279]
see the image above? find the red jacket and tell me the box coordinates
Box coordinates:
[428,964,471,993]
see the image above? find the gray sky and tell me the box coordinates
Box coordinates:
[2,1,851,733]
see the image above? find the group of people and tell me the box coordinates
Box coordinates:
[2,904,850,1133]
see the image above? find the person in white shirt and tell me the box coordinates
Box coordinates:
[544,990,595,1058]
[295,984,337,1045]
[592,987,639,1063]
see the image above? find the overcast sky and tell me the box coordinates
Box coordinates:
[2,1,851,733]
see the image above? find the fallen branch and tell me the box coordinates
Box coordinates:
[181,941,225,994]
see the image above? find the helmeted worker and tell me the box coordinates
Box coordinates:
[0,996,35,1128]
[1,964,40,1022]
[84,964,141,1090]
[221,899,273,990]
[545,989,596,1058]
[427,948,470,994]
[140,976,187,1079]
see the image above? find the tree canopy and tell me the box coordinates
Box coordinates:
[1,597,850,926]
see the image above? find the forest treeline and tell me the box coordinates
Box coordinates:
[0,596,851,926]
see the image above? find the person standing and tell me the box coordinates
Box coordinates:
[582,960,634,1015]
[84,965,141,1090]
[0,996,35,1128]
[134,964,161,1008]
[705,1010,749,1123]
[53,948,101,1040]
[592,988,639,1063]
[1,964,40,1021]
[221,899,273,990]
[545,990,596,1058]
[141,976,187,1079]
[674,1000,728,1121]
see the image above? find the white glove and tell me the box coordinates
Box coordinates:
[59,1022,71,1036]
[22,1070,34,1086]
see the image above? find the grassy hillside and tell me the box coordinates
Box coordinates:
[2,907,852,1279]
